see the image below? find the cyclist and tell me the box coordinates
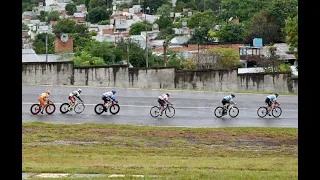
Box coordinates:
[158,92,172,116]
[102,89,118,111]
[222,94,235,114]
[265,93,280,116]
[68,89,83,110]
[38,90,51,114]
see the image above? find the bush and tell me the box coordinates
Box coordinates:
[181,59,196,70]
[279,63,292,72]
[91,31,97,36]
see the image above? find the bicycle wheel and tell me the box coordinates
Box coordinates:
[60,103,70,114]
[150,106,160,118]
[214,107,224,118]
[165,106,175,118]
[229,107,239,118]
[94,104,105,115]
[30,104,41,115]
[74,103,85,114]
[110,104,120,115]
[45,104,56,115]
[272,107,282,118]
[257,107,268,118]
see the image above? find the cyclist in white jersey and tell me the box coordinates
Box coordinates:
[265,93,280,116]
[102,89,118,110]
[158,93,172,116]
[222,94,235,114]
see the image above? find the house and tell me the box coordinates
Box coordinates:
[72,12,86,23]
[22,49,73,62]
[22,11,36,20]
[170,36,189,46]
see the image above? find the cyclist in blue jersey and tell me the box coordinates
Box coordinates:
[265,93,280,116]
[102,89,118,110]
[222,94,235,114]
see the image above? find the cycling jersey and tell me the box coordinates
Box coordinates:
[159,94,168,101]
[40,93,49,99]
[223,95,233,101]
[267,95,277,101]
[103,91,116,102]
[70,91,80,97]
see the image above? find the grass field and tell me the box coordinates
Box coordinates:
[22,122,298,179]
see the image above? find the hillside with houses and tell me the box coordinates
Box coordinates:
[22,0,298,75]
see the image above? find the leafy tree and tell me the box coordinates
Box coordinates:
[118,2,131,9]
[154,16,173,29]
[83,41,120,64]
[87,7,110,24]
[72,51,105,67]
[38,10,48,22]
[156,4,172,17]
[187,10,216,29]
[181,59,197,70]
[173,1,187,12]
[141,0,170,15]
[85,0,90,8]
[155,26,175,40]
[188,26,210,45]
[198,0,221,12]
[129,22,152,35]
[33,33,55,54]
[117,39,150,67]
[205,47,241,69]
[284,14,298,57]
[256,46,282,72]
[72,0,85,5]
[265,0,298,28]
[52,18,77,37]
[70,33,93,52]
[98,20,109,25]
[243,10,280,45]
[65,2,77,15]
[22,23,29,30]
[89,0,106,10]
[219,0,269,22]
[47,10,60,22]
[217,22,244,42]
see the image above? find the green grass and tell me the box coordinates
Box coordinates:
[23,122,298,179]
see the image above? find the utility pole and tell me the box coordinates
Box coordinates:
[127,42,129,67]
[163,41,167,67]
[145,5,150,68]
[45,31,48,63]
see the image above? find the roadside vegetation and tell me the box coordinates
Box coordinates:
[23,122,297,179]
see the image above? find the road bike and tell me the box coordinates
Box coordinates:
[150,103,175,118]
[60,100,85,114]
[214,103,239,118]
[257,103,282,118]
[30,100,56,115]
[94,101,120,115]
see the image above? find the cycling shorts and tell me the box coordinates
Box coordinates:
[222,99,229,105]
[69,96,75,103]
[265,98,272,107]
[158,98,165,106]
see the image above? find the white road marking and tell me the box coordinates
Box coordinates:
[22,102,298,111]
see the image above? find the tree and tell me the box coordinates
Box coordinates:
[65,2,77,15]
[38,10,48,22]
[47,10,60,22]
[33,33,55,54]
[188,26,210,45]
[187,10,216,29]
[205,47,241,69]
[87,7,110,24]
[117,39,150,67]
[83,41,120,64]
[89,0,106,10]
[243,10,280,45]
[156,4,172,17]
[72,0,85,5]
[129,22,151,35]
[217,22,244,42]
[219,0,269,22]
[22,23,29,30]
[154,16,173,29]
[284,14,298,57]
[52,18,77,37]
[71,51,105,67]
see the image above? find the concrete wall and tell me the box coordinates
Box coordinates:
[22,62,298,93]
[22,62,73,85]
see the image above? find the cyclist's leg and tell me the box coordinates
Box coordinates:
[102,96,108,108]
[68,96,75,110]
[222,99,228,113]
[158,98,165,114]
[38,97,45,113]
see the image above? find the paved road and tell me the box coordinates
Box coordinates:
[22,85,298,128]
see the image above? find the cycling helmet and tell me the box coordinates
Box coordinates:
[275,93,279,97]
[111,89,116,94]
[78,89,82,93]
[46,90,51,94]
[231,94,235,98]
[166,93,171,96]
